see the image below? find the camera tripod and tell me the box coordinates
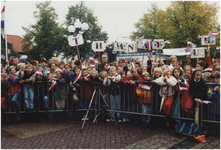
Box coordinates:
[80,86,119,133]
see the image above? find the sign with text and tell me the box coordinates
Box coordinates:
[92,41,106,52]
[190,47,205,58]
[114,41,128,52]
[201,35,216,45]
[128,42,138,53]
[152,39,165,49]
[68,34,84,47]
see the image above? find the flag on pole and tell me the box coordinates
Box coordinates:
[207,31,212,40]
[1,5,5,41]
[216,46,220,51]
[135,35,139,39]
[132,60,136,71]
[164,40,171,44]
[1,54,5,60]
[187,40,194,47]
[48,81,57,91]
[197,35,201,39]
[8,49,10,54]
[185,48,190,53]
[204,46,208,50]
[62,34,67,38]
[87,40,92,43]
[211,31,218,36]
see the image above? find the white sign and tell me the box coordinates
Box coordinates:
[128,42,137,53]
[152,39,165,49]
[137,39,152,50]
[190,47,205,58]
[114,41,128,52]
[92,41,106,52]
[163,48,191,56]
[68,34,84,47]
[201,35,216,45]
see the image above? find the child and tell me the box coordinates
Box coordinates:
[77,68,92,120]
[183,73,191,83]
[53,69,66,111]
[136,72,151,123]
[104,66,122,122]
[204,72,211,83]
[1,73,8,120]
[207,71,220,121]
[117,66,122,74]
[7,66,21,123]
[20,63,36,113]
[184,65,192,76]
[62,64,73,111]
[174,60,183,74]
[58,61,65,71]
[155,68,177,127]
[123,69,144,120]
[173,68,193,119]
[189,70,208,104]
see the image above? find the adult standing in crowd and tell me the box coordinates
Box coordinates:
[52,57,59,69]
[8,56,19,72]
[97,53,109,73]
[48,61,56,77]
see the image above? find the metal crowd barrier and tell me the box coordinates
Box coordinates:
[3,80,220,127]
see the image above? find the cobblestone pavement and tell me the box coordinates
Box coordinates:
[1,117,220,149]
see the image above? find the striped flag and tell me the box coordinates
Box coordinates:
[78,30,85,35]
[187,40,194,47]
[179,86,188,91]
[1,54,5,60]
[8,49,10,54]
[165,40,171,44]
[87,40,92,43]
[216,46,220,51]
[48,81,57,91]
[185,48,190,53]
[139,84,152,90]
[72,71,81,85]
[132,60,136,71]
[197,35,201,39]
[202,100,212,104]
[1,5,5,41]
[135,35,139,39]
[62,34,67,38]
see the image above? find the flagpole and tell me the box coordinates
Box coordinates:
[4,3,8,61]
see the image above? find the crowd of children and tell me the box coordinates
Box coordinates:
[1,51,220,128]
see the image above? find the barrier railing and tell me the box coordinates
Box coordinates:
[3,80,220,126]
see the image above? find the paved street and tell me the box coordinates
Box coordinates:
[1,115,220,149]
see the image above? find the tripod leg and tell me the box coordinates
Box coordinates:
[99,90,119,128]
[80,89,96,133]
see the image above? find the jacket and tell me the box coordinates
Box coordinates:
[78,76,92,100]
[21,70,36,85]
[207,83,220,114]
[155,76,177,97]
[103,73,121,96]
[53,77,66,100]
[7,73,21,95]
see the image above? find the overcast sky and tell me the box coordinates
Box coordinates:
[1,0,220,43]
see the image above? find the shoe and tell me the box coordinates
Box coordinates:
[126,118,129,122]
[118,119,122,123]
[106,118,111,122]
[123,118,126,122]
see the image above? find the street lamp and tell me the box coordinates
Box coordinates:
[67,19,89,60]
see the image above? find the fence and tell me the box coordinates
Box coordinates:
[3,80,220,126]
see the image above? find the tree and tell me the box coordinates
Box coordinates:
[63,2,108,60]
[22,1,61,61]
[1,41,19,65]
[131,1,219,49]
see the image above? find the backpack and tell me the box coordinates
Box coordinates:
[175,122,206,143]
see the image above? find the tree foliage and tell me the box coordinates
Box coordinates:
[131,1,219,50]
[63,2,108,60]
[22,1,61,61]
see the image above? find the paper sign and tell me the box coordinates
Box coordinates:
[137,39,152,50]
[114,41,128,52]
[92,41,106,52]
[190,47,205,58]
[152,39,165,49]
[163,48,191,56]
[68,34,84,47]
[128,42,137,53]
[201,35,216,45]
